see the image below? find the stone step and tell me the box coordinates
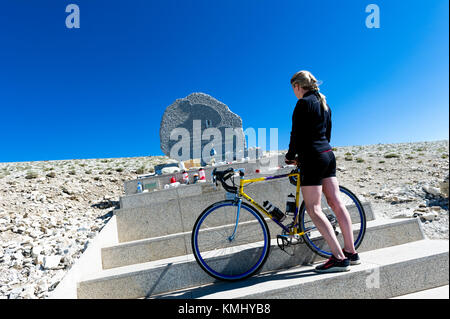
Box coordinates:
[101,217,421,270]
[391,285,449,299]
[115,184,375,243]
[78,217,426,298]
[149,240,449,299]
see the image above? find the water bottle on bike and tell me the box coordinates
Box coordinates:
[263,201,286,222]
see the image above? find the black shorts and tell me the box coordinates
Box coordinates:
[298,150,337,186]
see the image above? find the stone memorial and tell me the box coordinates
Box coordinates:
[160,92,251,163]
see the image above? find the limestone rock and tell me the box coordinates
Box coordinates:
[43,256,62,270]
[422,185,441,197]
[421,212,439,222]
[439,174,449,198]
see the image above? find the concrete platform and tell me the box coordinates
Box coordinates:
[77,221,438,299]
[123,155,286,195]
[150,240,449,299]
[101,217,423,270]
[119,169,295,213]
[115,183,375,243]
[50,153,449,300]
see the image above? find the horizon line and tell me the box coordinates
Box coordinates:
[0,138,448,165]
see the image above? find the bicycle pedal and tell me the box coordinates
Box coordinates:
[276,235,295,256]
[276,235,288,249]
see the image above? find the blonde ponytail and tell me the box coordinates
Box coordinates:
[290,70,328,112]
[317,92,328,112]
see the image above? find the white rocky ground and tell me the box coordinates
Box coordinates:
[0,140,448,299]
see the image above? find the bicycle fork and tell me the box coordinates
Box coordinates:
[228,198,242,242]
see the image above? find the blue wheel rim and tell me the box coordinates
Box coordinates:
[301,187,366,257]
[193,202,269,280]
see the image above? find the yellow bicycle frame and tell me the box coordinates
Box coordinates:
[236,169,305,236]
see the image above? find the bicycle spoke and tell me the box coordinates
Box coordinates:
[192,201,270,281]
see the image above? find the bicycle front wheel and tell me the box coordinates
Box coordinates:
[191,200,270,281]
[298,185,366,258]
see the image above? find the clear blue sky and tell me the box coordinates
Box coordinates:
[0,0,448,162]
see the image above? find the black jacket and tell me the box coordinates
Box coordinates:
[285,90,332,160]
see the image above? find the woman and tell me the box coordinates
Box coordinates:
[285,70,360,273]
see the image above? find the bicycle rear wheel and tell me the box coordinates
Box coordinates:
[298,186,366,258]
[191,200,270,281]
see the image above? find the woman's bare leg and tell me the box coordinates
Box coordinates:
[322,176,356,254]
[301,185,346,260]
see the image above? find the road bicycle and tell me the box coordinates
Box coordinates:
[191,165,366,281]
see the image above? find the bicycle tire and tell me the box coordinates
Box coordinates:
[191,200,271,281]
[298,185,366,258]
